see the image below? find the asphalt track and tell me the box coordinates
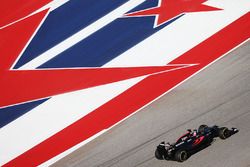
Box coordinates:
[53,41,250,167]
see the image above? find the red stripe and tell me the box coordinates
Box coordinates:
[193,136,205,146]
[0,9,49,71]
[176,132,190,143]
[4,13,250,167]
[0,65,190,108]
[0,0,52,27]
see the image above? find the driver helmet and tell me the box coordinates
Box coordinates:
[193,129,197,136]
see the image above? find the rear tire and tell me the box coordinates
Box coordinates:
[198,124,208,133]
[219,127,231,139]
[175,150,188,162]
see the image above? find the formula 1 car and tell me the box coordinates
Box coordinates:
[155,125,239,162]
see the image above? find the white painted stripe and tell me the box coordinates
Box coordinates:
[0,77,144,165]
[19,0,146,70]
[38,0,70,12]
[104,0,250,67]
[0,0,69,30]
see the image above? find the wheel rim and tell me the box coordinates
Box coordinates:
[224,130,230,137]
[180,151,187,161]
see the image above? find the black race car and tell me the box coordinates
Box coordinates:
[155,125,239,162]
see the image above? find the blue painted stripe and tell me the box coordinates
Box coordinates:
[14,0,129,69]
[39,1,183,68]
[0,99,48,128]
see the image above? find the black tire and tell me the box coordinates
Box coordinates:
[155,149,164,160]
[175,150,188,162]
[219,127,231,139]
[198,124,208,133]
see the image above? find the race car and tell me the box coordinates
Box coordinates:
[155,125,239,162]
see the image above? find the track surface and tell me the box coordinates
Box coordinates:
[54,41,250,167]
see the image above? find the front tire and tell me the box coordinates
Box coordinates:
[155,149,164,160]
[219,127,231,139]
[175,150,188,162]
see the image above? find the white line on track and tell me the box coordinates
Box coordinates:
[0,0,69,30]
[39,130,107,167]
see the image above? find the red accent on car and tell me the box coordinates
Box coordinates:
[193,136,205,146]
